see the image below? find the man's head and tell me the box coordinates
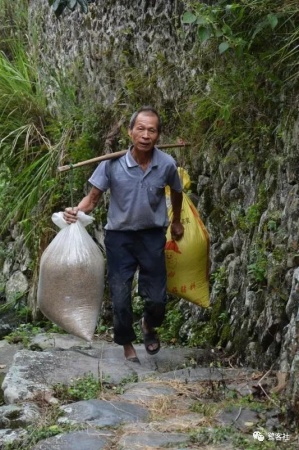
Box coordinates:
[129,106,162,134]
[128,106,161,153]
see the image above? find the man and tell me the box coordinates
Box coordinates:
[64,106,184,362]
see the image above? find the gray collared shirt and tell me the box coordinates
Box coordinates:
[88,146,182,230]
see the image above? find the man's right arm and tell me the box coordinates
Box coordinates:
[64,186,103,223]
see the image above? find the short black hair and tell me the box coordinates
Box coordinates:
[129,106,162,133]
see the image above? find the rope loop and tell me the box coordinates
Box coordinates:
[68,163,74,209]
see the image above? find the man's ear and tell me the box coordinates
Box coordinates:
[128,128,132,139]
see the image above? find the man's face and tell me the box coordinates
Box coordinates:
[128,112,160,153]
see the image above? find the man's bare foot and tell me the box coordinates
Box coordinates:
[123,343,140,362]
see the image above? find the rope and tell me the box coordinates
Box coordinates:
[68,163,74,209]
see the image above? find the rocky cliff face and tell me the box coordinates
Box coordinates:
[2,0,298,407]
[28,0,195,109]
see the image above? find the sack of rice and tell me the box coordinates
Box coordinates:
[165,192,210,308]
[37,211,105,342]
[165,168,210,308]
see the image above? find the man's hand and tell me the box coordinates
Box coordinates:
[63,207,80,224]
[170,220,184,241]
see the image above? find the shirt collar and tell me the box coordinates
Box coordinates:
[125,145,159,168]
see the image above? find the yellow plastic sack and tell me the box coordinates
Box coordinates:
[165,172,210,307]
[177,167,191,190]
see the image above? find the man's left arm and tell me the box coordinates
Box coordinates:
[170,189,184,241]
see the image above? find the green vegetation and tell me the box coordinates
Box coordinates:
[181,0,298,165]
[158,299,187,345]
[3,321,66,346]
[2,408,84,450]
[177,0,299,356]
[189,389,297,449]
[4,372,296,450]
[53,373,101,401]
[189,425,296,449]
[210,266,227,295]
[4,323,42,347]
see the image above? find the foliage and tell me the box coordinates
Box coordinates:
[190,382,291,447]
[4,323,42,346]
[1,405,81,450]
[131,295,187,346]
[158,299,186,345]
[0,0,28,55]
[0,296,32,322]
[183,0,299,72]
[53,372,138,402]
[187,321,216,347]
[247,238,268,286]
[53,373,101,401]
[189,425,294,449]
[0,43,58,244]
[181,0,299,163]
[113,373,139,394]
[48,0,96,18]
[191,391,275,415]
[210,266,227,294]
[0,33,114,267]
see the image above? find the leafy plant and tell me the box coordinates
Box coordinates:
[210,266,227,294]
[114,373,139,394]
[4,323,42,347]
[187,321,215,348]
[1,405,83,449]
[180,0,299,169]
[0,28,114,288]
[248,241,268,285]
[182,0,299,58]
[189,425,293,449]
[53,373,101,401]
[158,299,186,345]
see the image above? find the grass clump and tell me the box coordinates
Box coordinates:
[4,323,42,347]
[53,373,101,402]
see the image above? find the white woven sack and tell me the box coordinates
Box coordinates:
[37,211,105,342]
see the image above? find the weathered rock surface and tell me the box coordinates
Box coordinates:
[59,399,149,427]
[0,403,41,429]
[31,430,111,450]
[1,333,214,404]
[0,340,22,373]
[1,333,296,450]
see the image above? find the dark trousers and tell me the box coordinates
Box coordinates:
[104,228,167,345]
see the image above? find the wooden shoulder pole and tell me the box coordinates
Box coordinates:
[58,150,127,172]
[57,143,191,173]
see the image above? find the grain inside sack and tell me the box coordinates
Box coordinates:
[37,211,105,342]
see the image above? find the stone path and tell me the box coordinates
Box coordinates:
[0,333,297,449]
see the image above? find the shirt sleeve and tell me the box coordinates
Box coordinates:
[88,161,111,191]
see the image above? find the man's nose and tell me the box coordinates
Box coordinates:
[142,129,150,138]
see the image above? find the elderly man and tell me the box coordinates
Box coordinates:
[64,106,184,362]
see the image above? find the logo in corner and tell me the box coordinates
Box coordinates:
[253,431,265,442]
